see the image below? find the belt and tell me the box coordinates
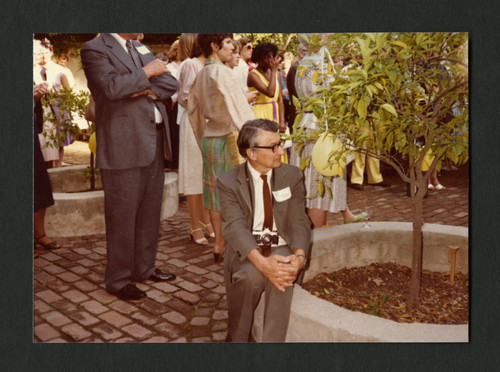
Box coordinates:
[156,121,165,131]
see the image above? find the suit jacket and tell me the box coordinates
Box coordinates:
[217,162,311,264]
[81,34,178,170]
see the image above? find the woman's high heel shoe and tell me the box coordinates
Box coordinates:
[200,221,215,238]
[189,227,209,245]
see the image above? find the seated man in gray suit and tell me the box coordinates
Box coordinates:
[217,119,311,342]
[81,33,178,301]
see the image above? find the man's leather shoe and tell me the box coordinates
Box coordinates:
[350,183,363,191]
[113,283,146,301]
[371,180,391,187]
[149,268,176,282]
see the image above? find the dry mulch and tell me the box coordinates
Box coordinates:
[302,262,468,324]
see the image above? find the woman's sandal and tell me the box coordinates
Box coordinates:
[343,214,366,224]
[189,227,209,245]
[34,234,58,250]
[434,184,446,190]
[199,221,215,238]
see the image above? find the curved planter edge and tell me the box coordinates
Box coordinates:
[252,222,469,342]
[45,169,179,238]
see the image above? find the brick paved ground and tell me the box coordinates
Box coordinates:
[33,141,468,343]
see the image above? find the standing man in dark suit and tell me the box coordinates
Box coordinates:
[217,119,311,342]
[81,33,178,301]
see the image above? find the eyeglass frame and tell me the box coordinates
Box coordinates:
[252,138,286,153]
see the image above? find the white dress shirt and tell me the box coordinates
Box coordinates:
[247,162,286,246]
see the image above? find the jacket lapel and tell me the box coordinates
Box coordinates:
[271,165,290,235]
[102,33,137,72]
[132,40,150,67]
[271,165,289,195]
[236,162,253,220]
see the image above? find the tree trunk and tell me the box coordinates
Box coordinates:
[407,177,425,310]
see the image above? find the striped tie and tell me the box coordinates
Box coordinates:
[126,40,141,69]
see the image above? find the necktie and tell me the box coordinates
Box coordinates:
[260,174,273,256]
[126,40,141,69]
[41,67,47,81]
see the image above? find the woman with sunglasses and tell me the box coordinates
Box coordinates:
[233,37,254,92]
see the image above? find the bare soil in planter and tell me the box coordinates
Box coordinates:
[302,262,468,324]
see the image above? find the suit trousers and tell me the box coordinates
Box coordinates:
[225,245,293,342]
[351,151,383,185]
[101,129,165,293]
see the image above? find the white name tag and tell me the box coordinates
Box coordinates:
[272,187,291,202]
[136,45,150,55]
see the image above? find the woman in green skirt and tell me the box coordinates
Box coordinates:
[188,34,255,262]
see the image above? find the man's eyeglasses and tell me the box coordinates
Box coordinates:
[253,139,285,153]
[245,45,253,50]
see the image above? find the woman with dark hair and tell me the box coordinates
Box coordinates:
[247,42,286,133]
[188,33,255,262]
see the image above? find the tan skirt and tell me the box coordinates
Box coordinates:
[178,112,203,195]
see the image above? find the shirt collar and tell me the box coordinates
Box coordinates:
[247,161,273,183]
[110,33,129,52]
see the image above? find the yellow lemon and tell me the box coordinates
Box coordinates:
[311,132,348,177]
[88,132,97,154]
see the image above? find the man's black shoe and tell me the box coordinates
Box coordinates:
[114,283,146,301]
[371,180,391,187]
[149,268,176,282]
[350,183,363,191]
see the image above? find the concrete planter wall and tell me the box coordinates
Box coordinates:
[45,165,178,238]
[253,222,469,342]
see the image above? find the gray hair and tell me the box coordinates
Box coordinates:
[237,119,279,158]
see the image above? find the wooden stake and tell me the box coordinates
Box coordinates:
[449,245,459,284]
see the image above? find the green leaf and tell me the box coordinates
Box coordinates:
[312,105,324,119]
[317,181,324,197]
[381,103,398,117]
[299,156,311,171]
[390,40,408,49]
[325,184,333,199]
[365,85,373,98]
[380,294,389,304]
[357,99,368,119]
[292,113,304,132]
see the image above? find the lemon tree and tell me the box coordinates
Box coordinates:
[293,32,468,309]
